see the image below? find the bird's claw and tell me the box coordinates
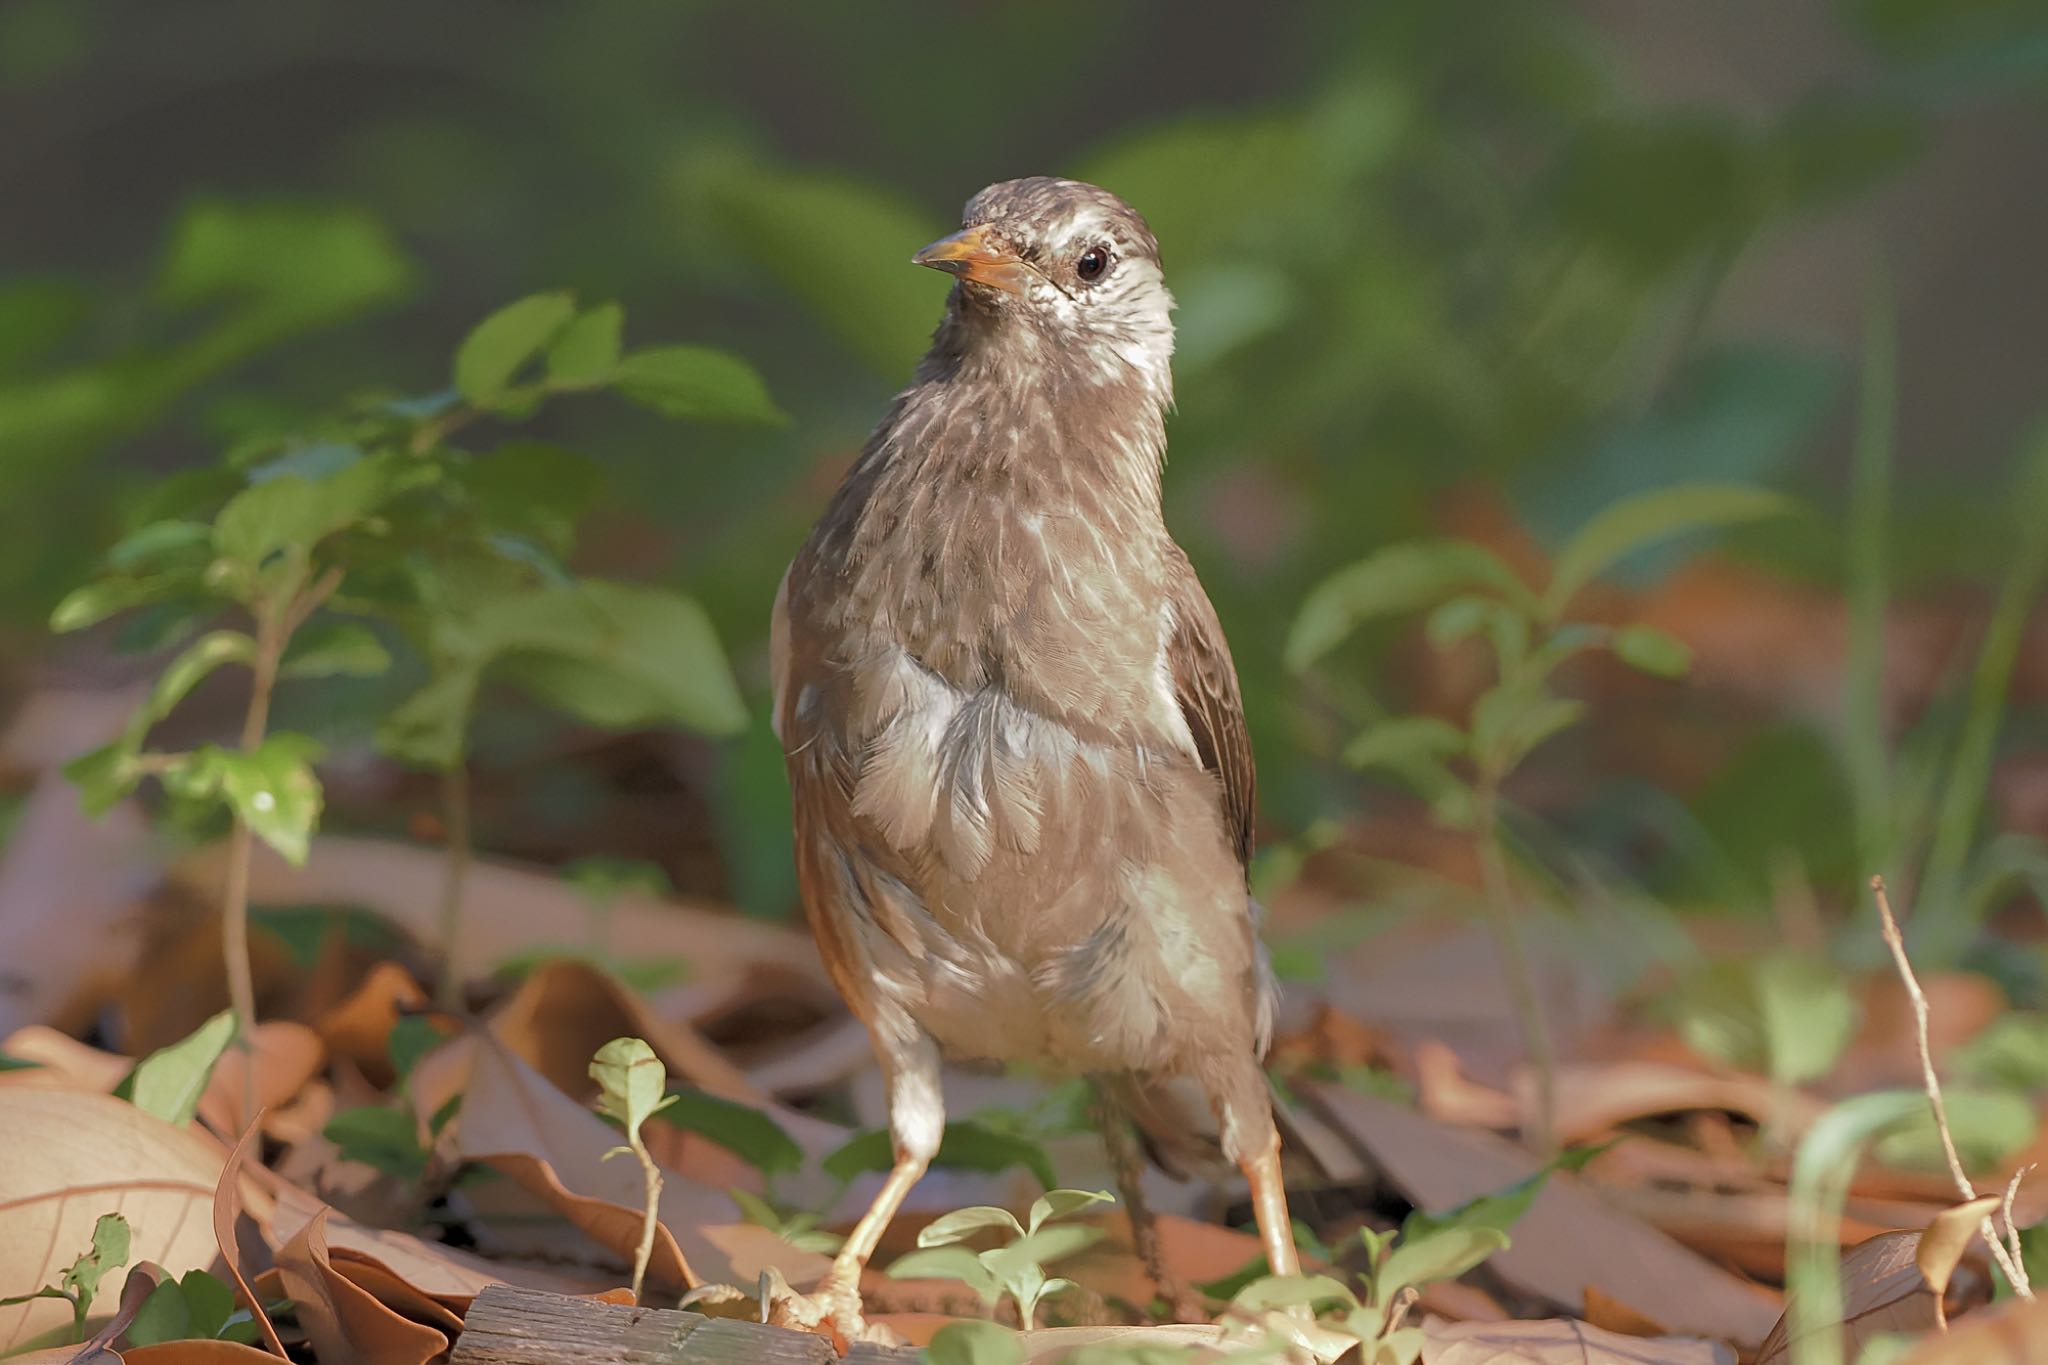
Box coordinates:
[755,1266,903,1350]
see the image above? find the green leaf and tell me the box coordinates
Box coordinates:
[324,1105,429,1180]
[213,454,415,569]
[1675,950,1856,1087]
[64,742,141,816]
[982,1222,1103,1287]
[1341,716,1467,773]
[50,573,200,633]
[61,1212,131,1315]
[1288,540,1531,672]
[922,1318,1019,1365]
[156,199,413,321]
[916,1205,1024,1247]
[280,621,390,679]
[1229,1273,1354,1312]
[482,580,749,736]
[1611,624,1693,678]
[545,304,624,388]
[170,735,325,865]
[462,442,605,553]
[126,1275,194,1347]
[1541,484,1793,619]
[455,292,577,406]
[105,520,214,575]
[1400,1145,1604,1248]
[588,1036,673,1138]
[1754,951,1858,1088]
[822,1118,1057,1190]
[1875,1089,2036,1172]
[1377,1225,1508,1300]
[386,1015,445,1086]
[651,1091,802,1176]
[698,160,939,380]
[1025,1188,1113,1235]
[376,667,480,770]
[128,1008,237,1125]
[1953,1012,2048,1091]
[1471,685,1585,771]
[886,1246,1000,1303]
[129,631,256,749]
[613,346,783,424]
[1785,1091,1926,1359]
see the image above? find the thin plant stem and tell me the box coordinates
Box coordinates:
[627,1127,663,1305]
[1473,773,1557,1153]
[222,593,288,1132]
[434,760,473,1013]
[1870,875,2032,1298]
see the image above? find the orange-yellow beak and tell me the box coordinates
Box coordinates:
[912,224,1033,295]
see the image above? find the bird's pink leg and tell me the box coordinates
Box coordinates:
[1241,1132,1301,1279]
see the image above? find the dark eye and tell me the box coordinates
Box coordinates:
[1075,246,1112,282]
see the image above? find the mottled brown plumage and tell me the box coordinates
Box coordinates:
[768,177,1299,1338]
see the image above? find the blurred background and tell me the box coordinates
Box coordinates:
[5,0,2047,968]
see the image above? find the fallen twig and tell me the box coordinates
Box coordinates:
[1870,875,2033,1299]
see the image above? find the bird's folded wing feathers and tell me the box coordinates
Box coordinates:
[1165,550,1255,878]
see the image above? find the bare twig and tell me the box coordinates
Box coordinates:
[1474,775,1557,1153]
[1870,875,2033,1298]
[2004,1164,2036,1296]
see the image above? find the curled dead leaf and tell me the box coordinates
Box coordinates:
[211,1121,288,1358]
[1756,1229,1990,1364]
[274,1207,447,1365]
[1917,1195,2003,1312]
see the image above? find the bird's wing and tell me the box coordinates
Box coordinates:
[1165,548,1255,878]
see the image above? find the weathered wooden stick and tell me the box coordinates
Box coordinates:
[449,1284,920,1365]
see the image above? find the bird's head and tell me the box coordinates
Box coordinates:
[915,177,1174,398]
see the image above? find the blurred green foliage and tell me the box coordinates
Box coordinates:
[6,0,2047,940]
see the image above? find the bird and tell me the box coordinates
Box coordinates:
[769,176,1301,1338]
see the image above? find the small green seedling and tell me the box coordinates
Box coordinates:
[591,1036,679,1303]
[125,1268,264,1347]
[1289,482,1792,1147]
[0,1212,131,1341]
[887,1188,1113,1328]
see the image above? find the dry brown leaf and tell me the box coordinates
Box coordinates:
[1422,1317,1735,1364]
[1528,1062,1824,1147]
[440,1030,741,1283]
[262,1178,603,1298]
[0,1027,131,1093]
[1583,1286,1672,1338]
[211,1122,288,1358]
[1830,972,2008,1096]
[5,1347,123,1364]
[274,1207,447,1365]
[310,963,427,1084]
[0,1090,227,1352]
[1306,1085,1782,1346]
[195,1024,324,1141]
[1896,1291,2048,1362]
[484,957,764,1106]
[327,1248,468,1329]
[1755,1229,1988,1365]
[169,835,832,1004]
[476,1152,698,1292]
[1415,1039,1518,1128]
[124,1344,288,1364]
[1917,1195,2002,1307]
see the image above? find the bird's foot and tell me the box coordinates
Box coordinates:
[756,1266,903,1350]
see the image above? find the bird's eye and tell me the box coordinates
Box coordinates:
[1075,246,1112,282]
